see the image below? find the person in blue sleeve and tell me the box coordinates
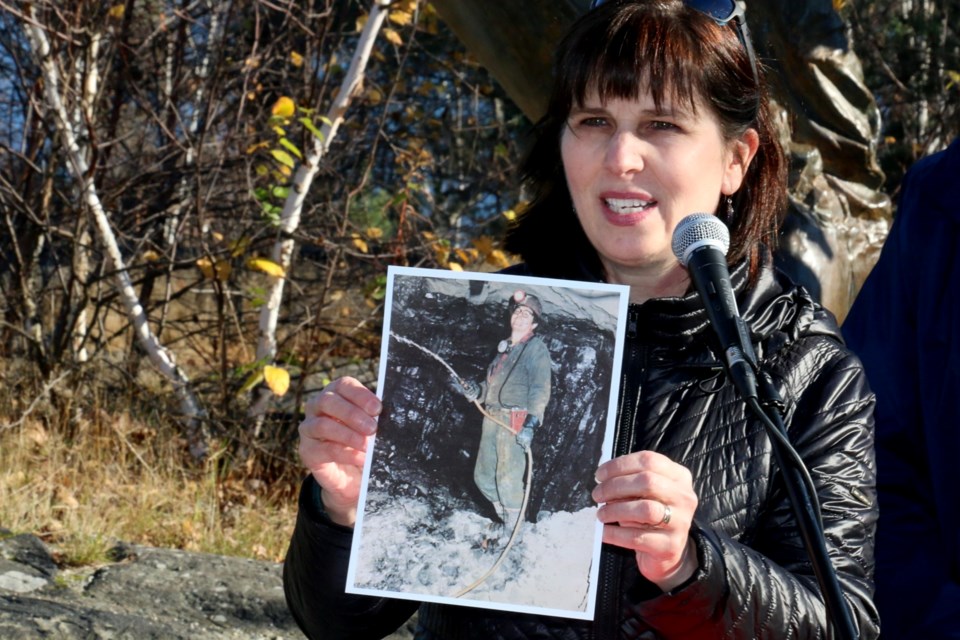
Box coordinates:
[843,136,960,639]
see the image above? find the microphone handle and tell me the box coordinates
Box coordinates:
[688,247,758,399]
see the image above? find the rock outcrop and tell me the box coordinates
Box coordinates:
[0,528,301,639]
[0,528,418,639]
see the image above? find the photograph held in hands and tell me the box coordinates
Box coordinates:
[346,265,628,620]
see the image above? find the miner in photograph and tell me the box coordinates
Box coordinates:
[453,290,552,535]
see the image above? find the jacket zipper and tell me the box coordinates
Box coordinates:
[595,308,647,640]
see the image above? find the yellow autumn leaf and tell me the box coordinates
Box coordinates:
[486,249,511,268]
[947,70,960,89]
[247,257,285,277]
[142,249,161,262]
[229,236,251,257]
[351,235,369,253]
[290,51,304,67]
[108,5,125,19]
[196,257,231,281]
[364,87,383,105]
[455,247,478,264]
[472,236,495,255]
[433,244,450,264]
[365,227,384,240]
[196,257,215,279]
[388,10,413,26]
[355,13,368,32]
[448,262,463,272]
[383,28,403,46]
[263,365,290,397]
[271,96,296,118]
[246,141,269,155]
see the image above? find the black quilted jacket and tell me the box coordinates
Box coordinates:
[283,259,880,639]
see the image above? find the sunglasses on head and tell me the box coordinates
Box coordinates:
[588,0,760,87]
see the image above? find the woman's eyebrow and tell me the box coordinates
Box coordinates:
[568,105,608,116]
[569,104,692,118]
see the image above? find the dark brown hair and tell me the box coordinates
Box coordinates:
[506,0,787,283]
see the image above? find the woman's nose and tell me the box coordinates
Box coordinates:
[604,131,645,175]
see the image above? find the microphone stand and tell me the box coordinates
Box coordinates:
[745,371,859,640]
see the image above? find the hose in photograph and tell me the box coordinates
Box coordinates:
[388,332,533,596]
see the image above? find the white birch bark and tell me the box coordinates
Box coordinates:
[25,8,208,457]
[69,32,100,364]
[249,0,395,419]
[163,0,225,249]
[158,1,227,338]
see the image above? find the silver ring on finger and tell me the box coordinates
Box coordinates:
[657,504,672,527]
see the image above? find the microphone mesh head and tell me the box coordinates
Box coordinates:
[671,213,731,266]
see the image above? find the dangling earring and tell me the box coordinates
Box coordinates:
[725,196,734,224]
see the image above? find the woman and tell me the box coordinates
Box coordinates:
[283,2,880,638]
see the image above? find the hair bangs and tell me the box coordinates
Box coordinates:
[562,6,708,115]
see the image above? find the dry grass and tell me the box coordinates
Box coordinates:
[0,407,301,566]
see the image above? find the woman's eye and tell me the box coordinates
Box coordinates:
[649,120,679,131]
[572,116,608,128]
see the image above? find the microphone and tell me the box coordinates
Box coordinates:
[672,213,758,399]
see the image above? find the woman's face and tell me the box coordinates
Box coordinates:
[560,87,755,283]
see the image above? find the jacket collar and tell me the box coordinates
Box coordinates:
[629,259,750,346]
[629,254,843,361]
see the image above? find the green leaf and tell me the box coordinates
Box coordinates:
[270,149,296,168]
[261,202,283,221]
[279,137,303,159]
[236,369,265,396]
[299,117,326,142]
[271,185,290,199]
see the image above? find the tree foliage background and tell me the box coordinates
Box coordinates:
[0,0,957,479]
[848,0,959,193]
[0,0,526,472]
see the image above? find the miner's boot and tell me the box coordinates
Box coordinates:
[501,507,523,537]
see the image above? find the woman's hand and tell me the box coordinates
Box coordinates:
[298,376,381,528]
[592,450,699,591]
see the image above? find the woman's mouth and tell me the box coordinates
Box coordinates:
[603,197,656,215]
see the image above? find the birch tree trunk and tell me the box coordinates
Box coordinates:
[24,7,208,458]
[67,31,100,364]
[249,0,395,419]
